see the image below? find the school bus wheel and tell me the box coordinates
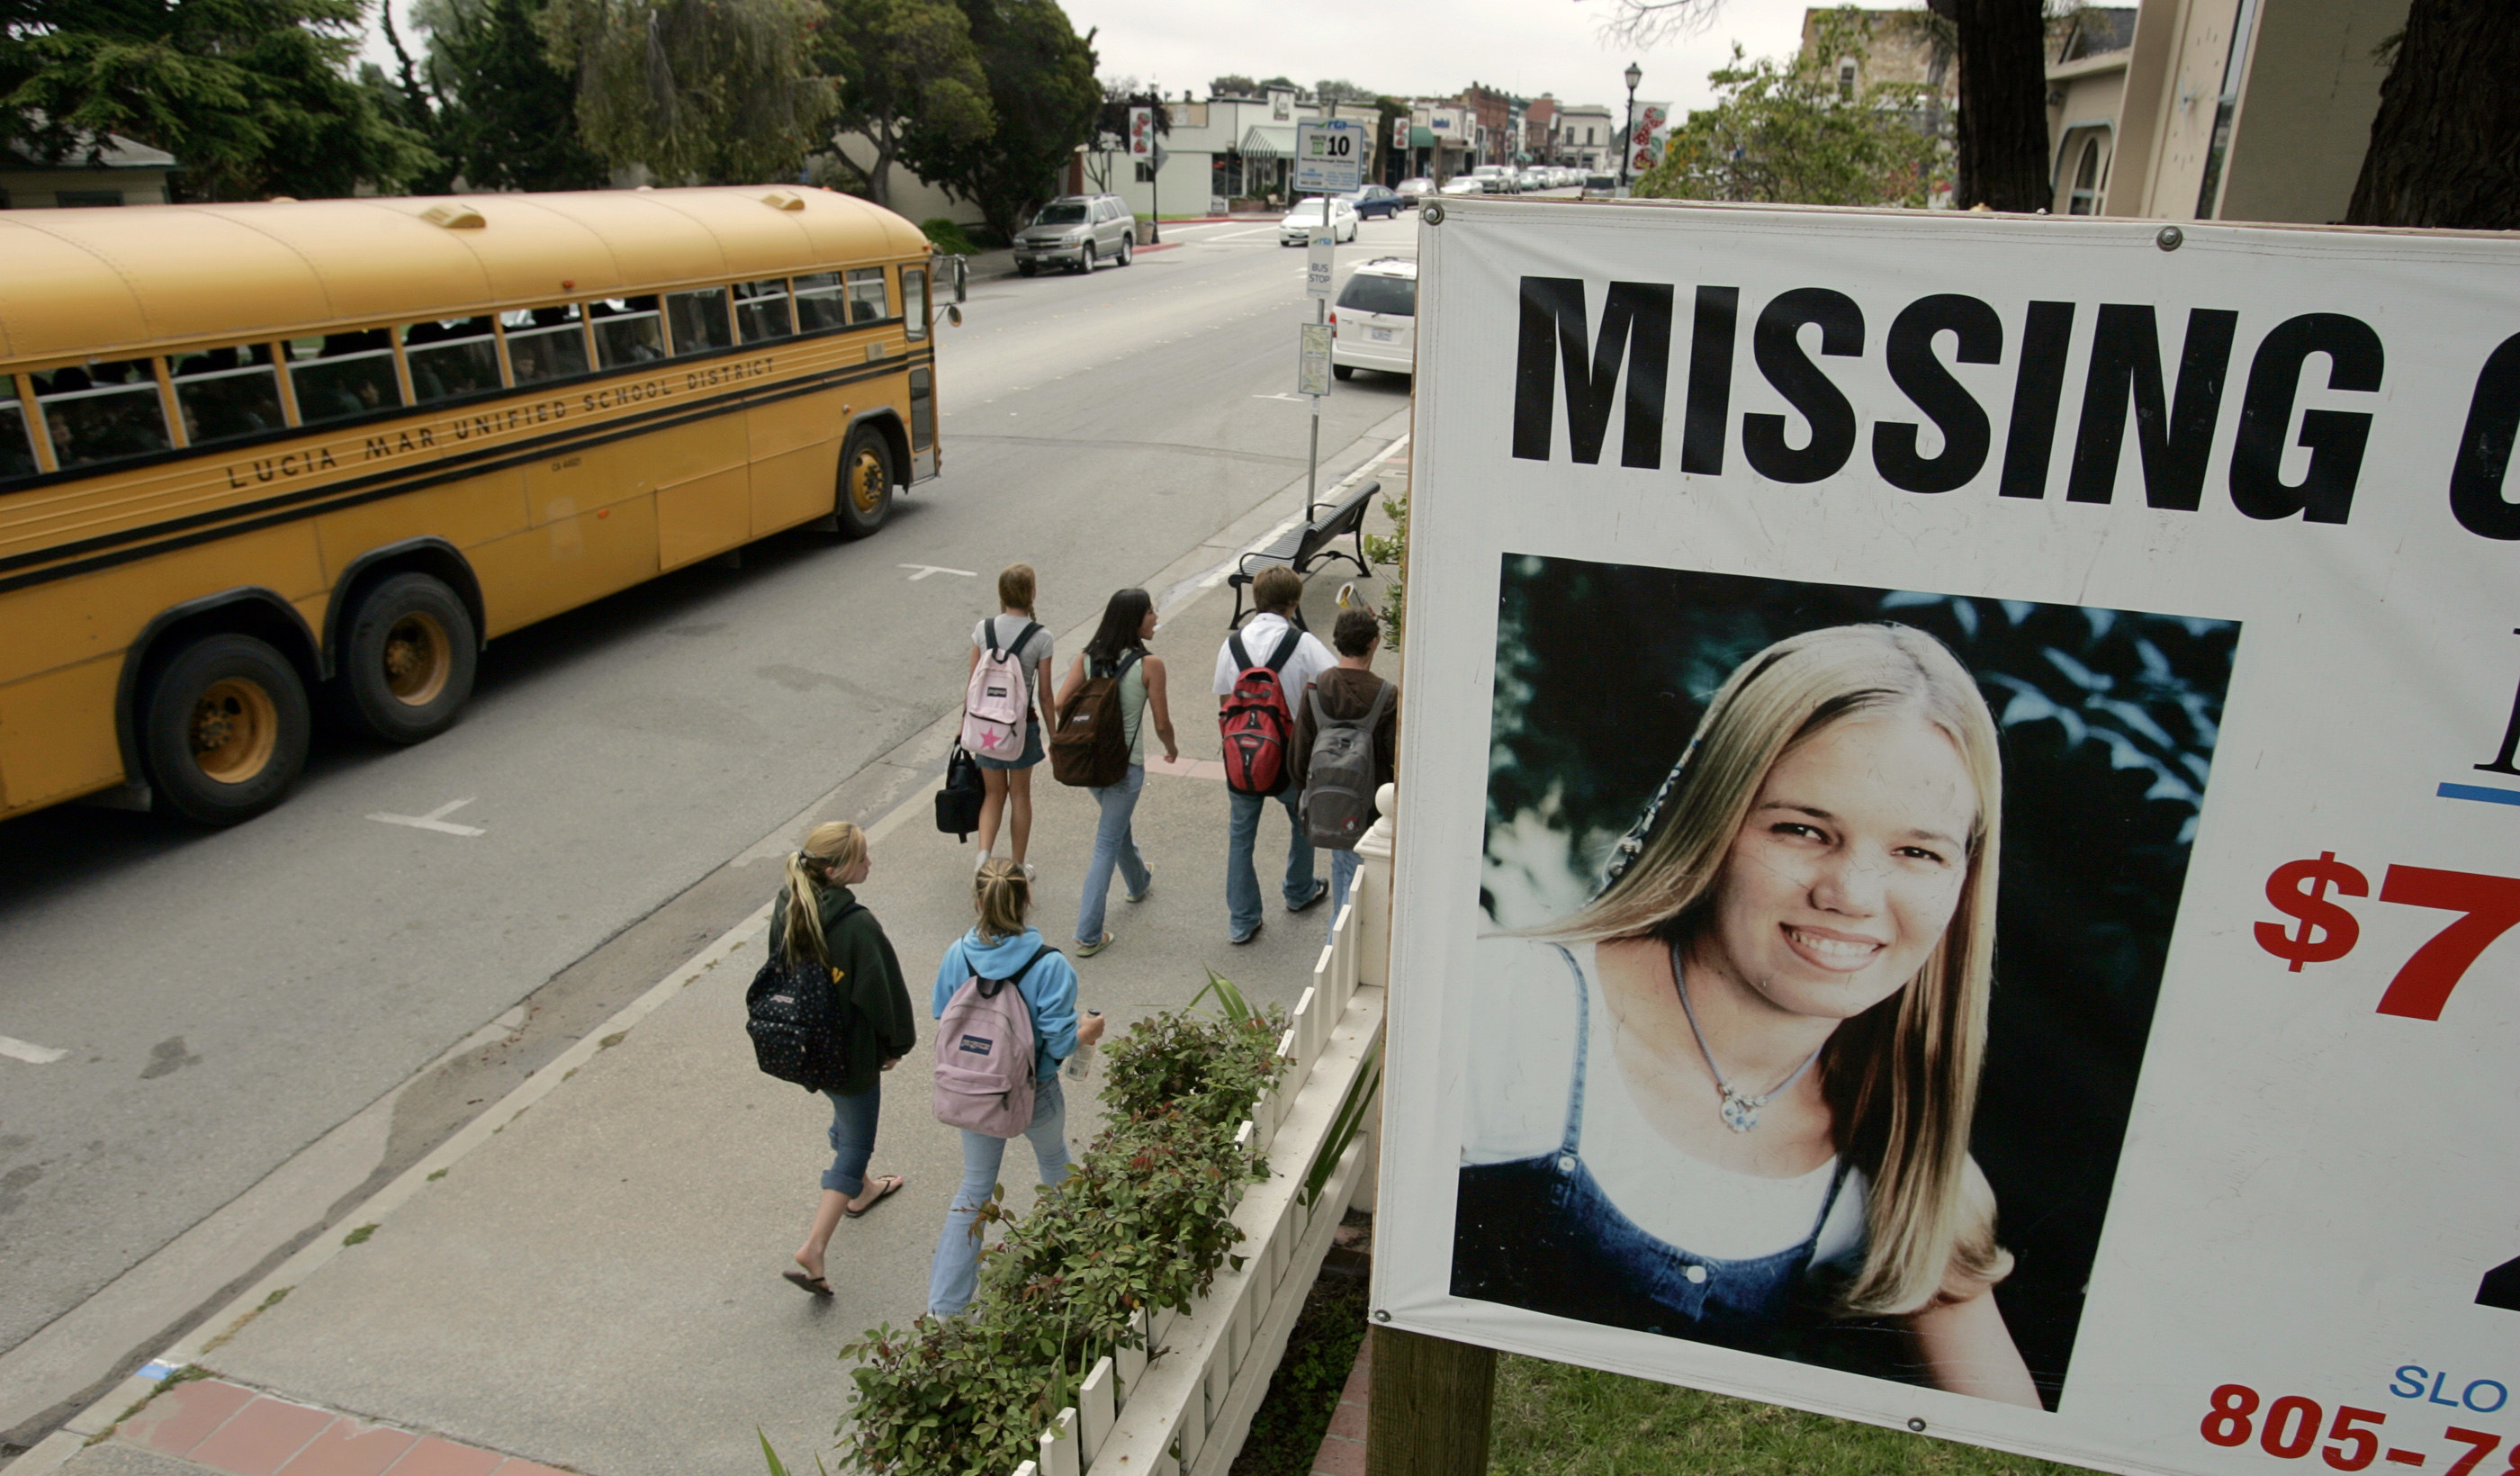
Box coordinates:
[836,425,894,538]
[141,633,311,826]
[338,572,478,745]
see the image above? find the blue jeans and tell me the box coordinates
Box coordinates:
[1075,764,1152,944]
[928,1075,1071,1317]
[1226,788,1318,940]
[821,1083,880,1196]
[1327,847,1362,947]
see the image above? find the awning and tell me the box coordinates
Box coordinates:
[1408,126,1436,148]
[1237,126,1298,159]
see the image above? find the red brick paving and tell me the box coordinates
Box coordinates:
[187,1396,334,1475]
[112,1378,555,1476]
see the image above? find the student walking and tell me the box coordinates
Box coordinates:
[1291,608,1399,945]
[968,564,1058,874]
[1054,589,1179,957]
[927,860,1108,1317]
[1215,566,1336,944]
[768,822,918,1297]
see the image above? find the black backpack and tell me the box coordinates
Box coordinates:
[745,902,861,1092]
[935,742,985,841]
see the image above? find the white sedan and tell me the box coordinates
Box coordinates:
[1279,197,1360,246]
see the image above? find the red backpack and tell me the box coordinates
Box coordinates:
[1220,626,1302,795]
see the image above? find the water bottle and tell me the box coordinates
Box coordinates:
[1064,1011,1102,1083]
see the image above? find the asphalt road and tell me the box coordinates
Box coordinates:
[0,212,1420,1444]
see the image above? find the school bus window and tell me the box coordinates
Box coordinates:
[844,267,888,324]
[903,267,929,340]
[402,317,502,404]
[288,331,401,425]
[33,360,173,470]
[733,279,795,344]
[172,345,284,446]
[792,272,846,332]
[590,296,665,368]
[0,376,40,481]
[501,305,589,386]
[666,287,733,356]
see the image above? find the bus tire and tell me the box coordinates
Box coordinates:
[141,633,310,827]
[338,572,477,744]
[836,425,894,538]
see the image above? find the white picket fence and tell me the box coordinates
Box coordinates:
[1004,788,1395,1476]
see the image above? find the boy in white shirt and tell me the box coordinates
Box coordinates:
[1212,567,1336,943]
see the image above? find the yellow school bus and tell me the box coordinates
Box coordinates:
[0,186,955,825]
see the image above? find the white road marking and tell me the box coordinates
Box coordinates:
[899,563,978,581]
[0,1034,68,1065]
[1252,392,1310,403]
[366,798,486,837]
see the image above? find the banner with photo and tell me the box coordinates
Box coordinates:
[1374,197,2520,1475]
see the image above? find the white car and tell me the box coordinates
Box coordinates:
[1436,175,1486,197]
[1330,256,1417,381]
[1279,197,1359,246]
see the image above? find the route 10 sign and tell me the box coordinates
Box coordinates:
[1293,119,1367,194]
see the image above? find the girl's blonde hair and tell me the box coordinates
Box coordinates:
[781,821,868,962]
[973,857,1030,943]
[1551,622,2011,1315]
[998,563,1037,616]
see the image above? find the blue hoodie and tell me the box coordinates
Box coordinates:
[932,926,1080,1082]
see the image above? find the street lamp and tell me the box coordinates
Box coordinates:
[1621,62,1642,194]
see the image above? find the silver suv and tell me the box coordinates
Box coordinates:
[1013,194,1135,275]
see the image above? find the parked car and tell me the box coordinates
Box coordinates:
[1343,184,1405,220]
[1394,177,1434,207]
[1012,194,1134,275]
[1517,167,1550,192]
[1580,172,1621,200]
[1330,256,1417,381]
[1279,195,1360,245]
[1471,165,1517,194]
[1436,175,1486,197]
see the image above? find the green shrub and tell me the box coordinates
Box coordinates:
[837,976,1286,1475]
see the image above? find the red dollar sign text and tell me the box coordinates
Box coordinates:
[2255,851,2371,972]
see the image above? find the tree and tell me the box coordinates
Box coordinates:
[1637,8,1940,208]
[1210,73,1256,97]
[540,0,833,184]
[0,0,436,201]
[815,0,992,208]
[383,0,608,193]
[914,0,1097,237]
[2346,0,2520,228]
[1602,0,2048,210]
[1313,77,1374,105]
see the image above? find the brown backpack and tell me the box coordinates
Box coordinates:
[1048,650,1143,788]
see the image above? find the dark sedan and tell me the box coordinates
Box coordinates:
[1342,184,1406,220]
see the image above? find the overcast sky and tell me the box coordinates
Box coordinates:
[362,0,1833,120]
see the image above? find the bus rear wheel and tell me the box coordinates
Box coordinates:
[836,426,894,538]
[143,633,310,826]
[339,572,477,744]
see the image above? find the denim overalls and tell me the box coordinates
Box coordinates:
[1453,943,1852,1356]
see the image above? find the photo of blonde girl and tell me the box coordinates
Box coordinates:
[1454,560,2237,1408]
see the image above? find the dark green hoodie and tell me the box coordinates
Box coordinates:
[766,883,919,1097]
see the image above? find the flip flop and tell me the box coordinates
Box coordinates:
[782,1269,833,1297]
[845,1174,905,1219]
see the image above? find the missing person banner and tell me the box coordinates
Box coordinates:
[1374,197,2520,1475]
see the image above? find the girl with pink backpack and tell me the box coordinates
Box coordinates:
[925,859,1106,1317]
[964,564,1058,876]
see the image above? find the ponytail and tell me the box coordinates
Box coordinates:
[782,820,868,961]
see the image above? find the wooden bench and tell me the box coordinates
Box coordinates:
[1227,478,1379,626]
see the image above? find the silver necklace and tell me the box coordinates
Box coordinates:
[1668,940,1822,1133]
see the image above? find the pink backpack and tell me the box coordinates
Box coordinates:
[932,943,1055,1137]
[961,619,1042,760]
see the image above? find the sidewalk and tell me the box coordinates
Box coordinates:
[16,458,1407,1476]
